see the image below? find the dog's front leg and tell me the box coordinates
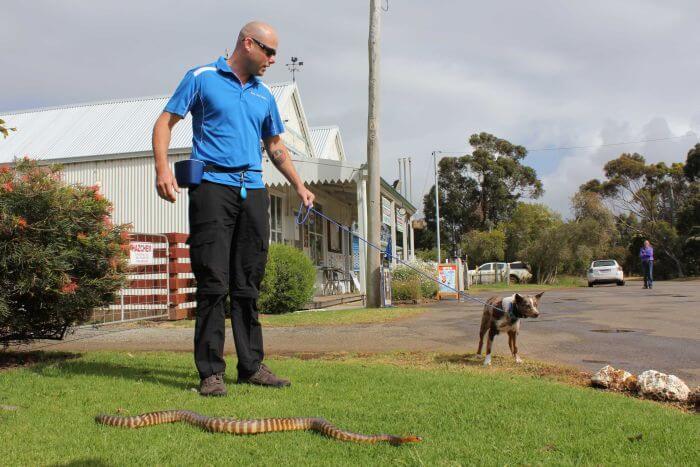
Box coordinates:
[483,329,496,366]
[508,330,522,363]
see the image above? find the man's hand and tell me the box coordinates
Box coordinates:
[156,165,181,203]
[152,111,183,203]
[296,184,315,208]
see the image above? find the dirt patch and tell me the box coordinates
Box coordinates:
[272,350,592,387]
[270,350,696,412]
[0,350,80,371]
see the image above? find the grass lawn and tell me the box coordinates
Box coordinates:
[159,307,427,329]
[1,351,698,466]
[467,275,586,293]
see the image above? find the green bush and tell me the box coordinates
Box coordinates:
[258,243,316,314]
[391,261,438,300]
[392,276,421,302]
[0,158,130,344]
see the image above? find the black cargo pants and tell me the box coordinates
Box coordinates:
[187,181,269,380]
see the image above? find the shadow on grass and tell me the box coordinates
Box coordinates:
[50,459,112,467]
[29,357,197,391]
[0,350,80,371]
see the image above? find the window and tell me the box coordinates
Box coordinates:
[327,219,342,253]
[270,195,283,243]
[480,264,493,271]
[593,260,616,267]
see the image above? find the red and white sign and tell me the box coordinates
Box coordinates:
[129,242,154,265]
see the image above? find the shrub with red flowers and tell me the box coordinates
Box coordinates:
[0,158,130,344]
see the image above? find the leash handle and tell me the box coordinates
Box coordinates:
[295,202,311,225]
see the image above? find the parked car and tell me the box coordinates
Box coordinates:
[468,262,504,284]
[587,259,624,287]
[467,261,531,284]
[508,261,532,283]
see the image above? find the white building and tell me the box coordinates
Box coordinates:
[0,82,417,296]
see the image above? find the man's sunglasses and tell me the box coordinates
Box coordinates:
[249,37,276,57]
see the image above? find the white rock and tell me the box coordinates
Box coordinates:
[591,365,638,391]
[637,370,690,402]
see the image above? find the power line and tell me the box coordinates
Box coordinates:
[433,133,698,156]
[526,134,697,152]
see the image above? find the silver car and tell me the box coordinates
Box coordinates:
[587,259,624,287]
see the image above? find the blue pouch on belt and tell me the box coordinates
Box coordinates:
[174,160,260,199]
[174,159,205,188]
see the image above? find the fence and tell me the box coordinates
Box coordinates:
[89,232,196,325]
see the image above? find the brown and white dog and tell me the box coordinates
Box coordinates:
[477,292,543,366]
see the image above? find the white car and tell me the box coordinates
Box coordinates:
[508,261,532,283]
[587,259,624,287]
[467,261,531,284]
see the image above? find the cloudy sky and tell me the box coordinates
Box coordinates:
[2,1,699,216]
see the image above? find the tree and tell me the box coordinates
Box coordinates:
[463,132,543,228]
[684,143,700,181]
[585,153,690,277]
[566,190,620,273]
[420,133,543,256]
[502,202,557,261]
[421,157,481,255]
[0,159,130,344]
[460,229,505,267]
[501,203,567,283]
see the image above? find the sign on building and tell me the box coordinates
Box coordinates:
[381,196,393,226]
[396,207,406,233]
[129,241,154,265]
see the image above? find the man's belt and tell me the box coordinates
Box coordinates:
[174,160,262,199]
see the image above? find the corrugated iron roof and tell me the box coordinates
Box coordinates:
[309,125,346,161]
[0,83,297,163]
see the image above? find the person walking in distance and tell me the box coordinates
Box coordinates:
[152,21,315,396]
[639,240,654,289]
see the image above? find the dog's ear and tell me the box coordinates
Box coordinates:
[514,293,525,303]
[535,292,544,301]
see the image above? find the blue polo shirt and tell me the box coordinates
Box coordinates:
[164,56,284,188]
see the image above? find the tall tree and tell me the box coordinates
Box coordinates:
[462,132,543,228]
[503,203,567,284]
[684,143,700,181]
[582,153,691,277]
[421,157,481,256]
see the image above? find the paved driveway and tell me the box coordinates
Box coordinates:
[24,280,700,385]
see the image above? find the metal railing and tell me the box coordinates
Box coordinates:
[89,233,171,325]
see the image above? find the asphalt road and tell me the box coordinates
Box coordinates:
[22,279,700,386]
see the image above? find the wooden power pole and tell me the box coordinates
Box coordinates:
[366,0,382,307]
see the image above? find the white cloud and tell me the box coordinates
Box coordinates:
[540,118,698,216]
[1,1,699,216]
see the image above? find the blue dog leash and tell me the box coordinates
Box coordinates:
[295,203,505,313]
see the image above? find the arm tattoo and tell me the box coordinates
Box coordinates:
[270,148,288,165]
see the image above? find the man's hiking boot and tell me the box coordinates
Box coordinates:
[199,372,227,396]
[237,363,291,388]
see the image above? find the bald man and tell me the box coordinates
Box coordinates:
[153,21,315,396]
